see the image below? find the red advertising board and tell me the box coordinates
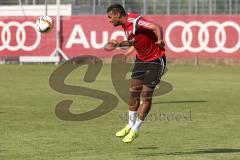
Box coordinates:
[0,16,56,57]
[0,16,239,59]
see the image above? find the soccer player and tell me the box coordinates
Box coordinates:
[107,4,166,143]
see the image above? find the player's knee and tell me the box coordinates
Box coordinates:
[141,92,153,99]
[130,86,142,92]
[143,96,152,100]
[141,86,154,96]
[129,86,141,98]
[129,97,140,105]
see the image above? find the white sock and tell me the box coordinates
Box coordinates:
[131,118,144,132]
[128,111,137,128]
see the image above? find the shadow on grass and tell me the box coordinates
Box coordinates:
[0,150,7,152]
[136,148,240,157]
[153,100,207,104]
[138,147,159,150]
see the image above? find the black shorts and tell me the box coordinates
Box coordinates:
[131,55,166,88]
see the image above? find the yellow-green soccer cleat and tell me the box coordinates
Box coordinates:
[115,124,131,137]
[122,130,139,143]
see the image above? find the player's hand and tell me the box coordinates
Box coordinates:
[155,40,165,49]
[109,39,119,47]
[119,40,134,47]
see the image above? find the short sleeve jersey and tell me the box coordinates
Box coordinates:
[123,13,165,61]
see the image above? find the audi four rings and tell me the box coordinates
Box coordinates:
[0,21,41,51]
[0,20,239,53]
[165,21,240,53]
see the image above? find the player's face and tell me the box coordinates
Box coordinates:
[107,11,121,27]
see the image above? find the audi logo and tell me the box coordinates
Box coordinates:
[0,21,41,51]
[165,21,240,53]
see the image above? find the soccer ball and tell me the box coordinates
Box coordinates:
[36,16,53,33]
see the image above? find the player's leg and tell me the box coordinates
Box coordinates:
[122,85,154,143]
[116,79,143,137]
[116,57,145,138]
[128,78,143,123]
[134,56,166,127]
[122,56,165,143]
[132,85,154,130]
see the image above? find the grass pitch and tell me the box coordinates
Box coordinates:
[0,64,240,160]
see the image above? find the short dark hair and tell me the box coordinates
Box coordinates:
[107,3,126,16]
